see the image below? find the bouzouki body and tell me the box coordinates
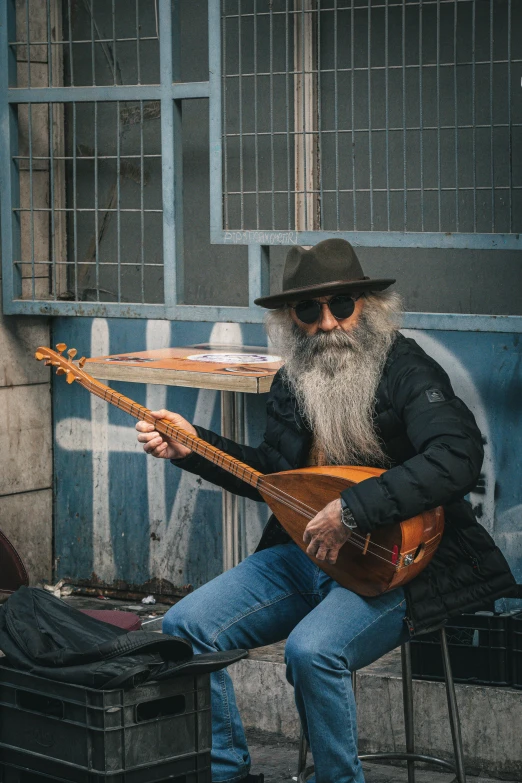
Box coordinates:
[35,344,445,597]
[258,465,444,597]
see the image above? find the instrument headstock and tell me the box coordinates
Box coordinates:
[35,344,89,385]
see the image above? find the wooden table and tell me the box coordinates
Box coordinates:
[86,344,281,571]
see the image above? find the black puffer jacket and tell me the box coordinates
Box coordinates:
[174,334,516,634]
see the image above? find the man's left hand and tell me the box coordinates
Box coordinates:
[303,499,352,564]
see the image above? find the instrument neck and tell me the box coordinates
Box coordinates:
[81,375,262,489]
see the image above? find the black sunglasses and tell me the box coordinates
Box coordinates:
[291,294,361,325]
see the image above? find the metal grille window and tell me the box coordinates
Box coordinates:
[14,99,163,304]
[14,0,161,88]
[212,0,522,249]
[1,0,264,320]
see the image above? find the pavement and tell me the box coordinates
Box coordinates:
[232,641,522,781]
[60,592,173,621]
[246,730,518,783]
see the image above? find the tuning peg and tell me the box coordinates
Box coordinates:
[44,359,52,366]
[56,367,67,376]
[78,357,86,368]
[66,372,76,384]
[56,343,67,354]
[35,351,44,361]
[67,348,78,360]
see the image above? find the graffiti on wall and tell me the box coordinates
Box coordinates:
[54,318,269,589]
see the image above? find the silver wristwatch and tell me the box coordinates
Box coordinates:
[340,497,357,530]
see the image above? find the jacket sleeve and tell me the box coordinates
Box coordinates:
[340,352,484,535]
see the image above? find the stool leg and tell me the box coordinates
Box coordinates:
[351,668,357,700]
[440,628,467,783]
[297,728,308,779]
[401,643,416,783]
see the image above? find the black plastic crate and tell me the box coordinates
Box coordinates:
[0,665,211,782]
[410,612,511,686]
[510,611,522,690]
[0,751,211,783]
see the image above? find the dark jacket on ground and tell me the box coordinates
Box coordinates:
[174,333,516,634]
[0,587,247,688]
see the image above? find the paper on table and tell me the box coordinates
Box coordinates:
[186,353,281,364]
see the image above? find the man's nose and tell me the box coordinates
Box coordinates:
[317,302,339,332]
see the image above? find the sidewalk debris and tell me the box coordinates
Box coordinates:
[42,579,74,598]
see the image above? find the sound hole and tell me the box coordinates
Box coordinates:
[413,543,426,563]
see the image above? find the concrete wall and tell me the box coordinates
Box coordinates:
[0,284,53,585]
[0,2,55,585]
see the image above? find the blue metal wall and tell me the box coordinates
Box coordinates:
[52,317,522,601]
[52,317,270,592]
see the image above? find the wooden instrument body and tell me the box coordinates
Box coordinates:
[258,465,444,597]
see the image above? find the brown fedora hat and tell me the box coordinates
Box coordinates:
[254,239,395,309]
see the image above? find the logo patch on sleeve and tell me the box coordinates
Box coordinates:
[426,388,446,403]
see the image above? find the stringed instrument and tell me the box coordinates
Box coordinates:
[36,344,444,597]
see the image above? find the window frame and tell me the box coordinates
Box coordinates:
[210,0,522,253]
[0,0,266,322]
[1,0,521,332]
[208,0,522,333]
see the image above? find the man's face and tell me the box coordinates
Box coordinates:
[289,294,365,337]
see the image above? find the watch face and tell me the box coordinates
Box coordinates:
[341,507,356,529]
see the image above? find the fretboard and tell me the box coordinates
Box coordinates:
[81,374,262,489]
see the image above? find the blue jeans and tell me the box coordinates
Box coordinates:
[163,542,409,783]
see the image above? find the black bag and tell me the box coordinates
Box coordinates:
[0,587,247,689]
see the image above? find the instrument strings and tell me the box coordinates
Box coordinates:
[83,377,397,565]
[256,480,396,564]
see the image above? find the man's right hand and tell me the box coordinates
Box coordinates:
[136,409,197,461]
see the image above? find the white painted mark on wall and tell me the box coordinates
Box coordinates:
[57,320,224,585]
[90,319,116,582]
[142,321,219,579]
[144,321,169,563]
[153,388,218,580]
[208,321,243,346]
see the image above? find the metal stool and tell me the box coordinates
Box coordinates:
[296,627,466,783]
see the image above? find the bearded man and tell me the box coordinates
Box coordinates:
[136,239,515,783]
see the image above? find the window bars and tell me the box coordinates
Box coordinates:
[212,0,522,249]
[13,99,164,305]
[12,0,161,89]
[3,0,520,320]
[1,0,171,314]
[2,0,246,319]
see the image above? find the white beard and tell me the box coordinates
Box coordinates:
[266,292,403,467]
